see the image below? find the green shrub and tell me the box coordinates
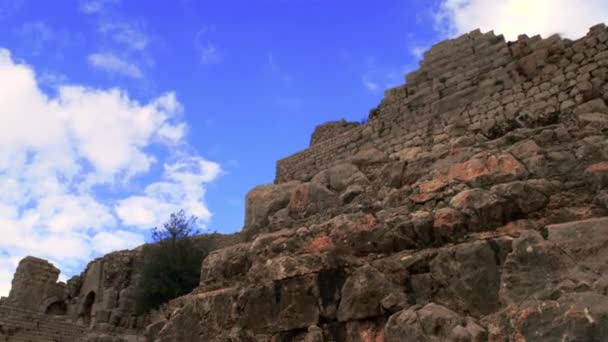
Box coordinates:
[135,210,207,314]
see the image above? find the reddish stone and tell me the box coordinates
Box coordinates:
[433,207,465,229]
[586,161,608,173]
[359,322,385,342]
[303,235,334,253]
[448,158,488,183]
[447,153,527,185]
[417,178,448,193]
[411,192,437,203]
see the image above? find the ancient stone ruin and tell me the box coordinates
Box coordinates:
[2,23,608,341]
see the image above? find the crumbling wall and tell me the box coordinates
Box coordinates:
[6,256,66,314]
[0,304,87,341]
[276,24,608,183]
[1,234,244,339]
[309,120,360,146]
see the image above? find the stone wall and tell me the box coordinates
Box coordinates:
[310,120,360,146]
[276,24,608,183]
[0,233,244,340]
[0,304,87,341]
[0,251,144,339]
[6,257,66,313]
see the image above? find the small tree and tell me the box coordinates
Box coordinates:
[135,210,207,314]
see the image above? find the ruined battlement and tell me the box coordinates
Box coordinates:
[276,23,608,183]
[309,120,361,146]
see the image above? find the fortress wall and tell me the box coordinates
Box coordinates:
[275,24,608,183]
[309,119,361,146]
[0,304,87,342]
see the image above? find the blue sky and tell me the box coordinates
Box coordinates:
[0,0,606,295]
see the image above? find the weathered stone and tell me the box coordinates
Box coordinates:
[244,182,298,235]
[350,147,389,166]
[288,182,339,218]
[328,213,413,255]
[340,184,364,204]
[586,161,608,188]
[507,139,542,160]
[200,243,252,286]
[487,292,608,341]
[385,303,487,342]
[310,120,359,146]
[450,188,511,230]
[499,230,573,305]
[576,98,608,113]
[491,181,549,214]
[432,207,466,243]
[447,153,528,186]
[303,325,324,342]
[326,163,369,192]
[337,265,407,321]
[430,240,501,316]
[377,160,407,188]
[7,256,62,312]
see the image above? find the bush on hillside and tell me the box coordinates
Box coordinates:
[135,210,207,314]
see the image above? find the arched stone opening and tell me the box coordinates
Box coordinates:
[44,300,67,316]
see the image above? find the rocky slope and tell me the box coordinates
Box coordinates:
[144,23,608,341]
[3,23,608,342]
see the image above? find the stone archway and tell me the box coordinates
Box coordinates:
[81,291,96,326]
[41,297,67,316]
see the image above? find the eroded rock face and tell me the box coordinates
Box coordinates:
[385,303,487,342]
[7,23,608,342]
[144,23,608,341]
[7,256,63,312]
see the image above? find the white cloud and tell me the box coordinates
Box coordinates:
[198,42,221,65]
[195,29,222,65]
[92,230,145,254]
[362,76,379,91]
[116,156,221,229]
[80,0,121,14]
[98,20,149,51]
[435,0,608,40]
[0,48,220,297]
[157,122,187,144]
[88,52,143,78]
[37,71,69,87]
[410,46,427,60]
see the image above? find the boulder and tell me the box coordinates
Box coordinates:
[491,181,549,214]
[450,188,512,230]
[385,303,487,342]
[430,240,501,316]
[326,163,369,192]
[337,264,407,322]
[432,207,467,244]
[288,182,339,218]
[499,230,573,305]
[243,182,298,236]
[487,292,608,341]
[200,243,252,286]
[350,147,388,167]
